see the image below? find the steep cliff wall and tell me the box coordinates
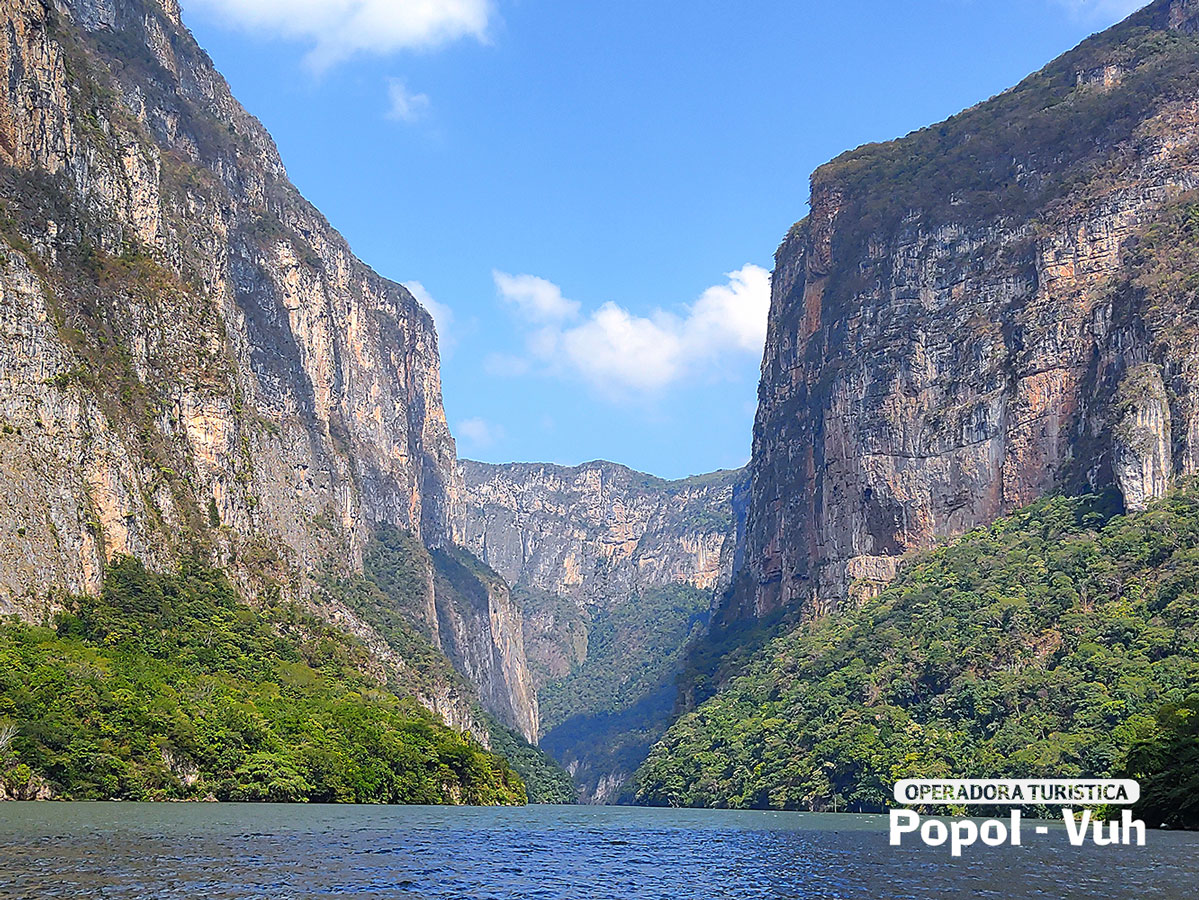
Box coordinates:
[0,0,534,740]
[0,0,457,602]
[739,0,1199,620]
[430,545,539,741]
[460,459,745,799]
[462,461,742,603]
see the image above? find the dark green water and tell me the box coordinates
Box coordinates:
[0,803,1195,899]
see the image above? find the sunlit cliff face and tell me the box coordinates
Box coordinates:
[737,0,1199,620]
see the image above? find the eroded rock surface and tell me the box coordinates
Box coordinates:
[738,0,1199,619]
[0,0,544,740]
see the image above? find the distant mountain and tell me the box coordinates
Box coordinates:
[460,459,745,801]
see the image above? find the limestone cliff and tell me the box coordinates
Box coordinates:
[460,459,745,799]
[461,460,743,600]
[0,0,533,741]
[738,0,1199,620]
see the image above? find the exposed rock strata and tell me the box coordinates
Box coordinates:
[738,0,1199,619]
[461,461,742,601]
[460,460,743,686]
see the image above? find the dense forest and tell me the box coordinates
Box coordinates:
[539,584,710,733]
[634,485,1199,826]
[0,557,526,804]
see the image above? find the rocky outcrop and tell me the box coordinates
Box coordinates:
[737,0,1199,620]
[461,460,743,603]
[0,0,552,741]
[1113,364,1173,511]
[431,546,539,740]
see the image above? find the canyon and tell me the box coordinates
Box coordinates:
[460,460,743,800]
[0,0,742,797]
[5,0,1199,808]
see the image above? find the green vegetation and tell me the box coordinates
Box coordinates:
[324,525,577,803]
[485,716,577,804]
[532,585,711,800]
[324,530,467,704]
[0,557,525,804]
[634,485,1199,813]
[1122,696,1199,828]
[541,682,679,805]
[540,585,710,733]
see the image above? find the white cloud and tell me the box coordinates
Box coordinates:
[491,264,772,394]
[682,264,775,356]
[559,303,684,391]
[1050,0,1148,23]
[457,417,503,447]
[404,280,454,352]
[386,79,430,122]
[493,270,581,322]
[184,0,492,69]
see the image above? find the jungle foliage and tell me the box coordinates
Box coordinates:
[634,486,1199,819]
[539,584,711,734]
[324,524,577,803]
[0,557,526,804]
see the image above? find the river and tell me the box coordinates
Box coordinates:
[0,803,1195,898]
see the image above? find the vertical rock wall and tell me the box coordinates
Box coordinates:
[0,0,543,744]
[739,0,1199,619]
[0,0,460,615]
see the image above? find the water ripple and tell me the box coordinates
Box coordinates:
[0,804,1194,899]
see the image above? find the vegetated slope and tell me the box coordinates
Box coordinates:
[1124,695,1199,827]
[634,485,1199,818]
[0,557,524,804]
[737,0,1199,622]
[323,525,573,802]
[537,583,711,804]
[460,460,745,801]
[537,584,711,732]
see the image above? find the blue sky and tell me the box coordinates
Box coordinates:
[182,0,1146,479]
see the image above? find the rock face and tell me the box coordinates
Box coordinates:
[430,546,540,741]
[0,0,533,740]
[0,0,457,603]
[1112,364,1173,511]
[460,460,744,682]
[460,459,745,799]
[461,460,743,603]
[737,0,1199,620]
